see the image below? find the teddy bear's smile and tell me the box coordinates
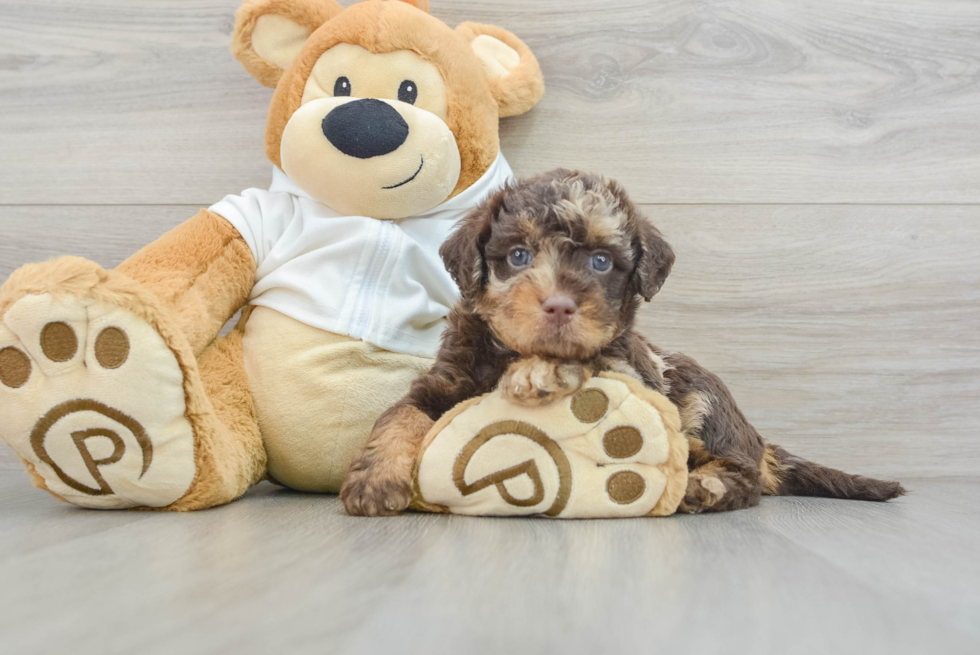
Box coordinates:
[281,93,460,218]
[382,156,424,190]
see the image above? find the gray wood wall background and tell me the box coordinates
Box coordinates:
[1,0,977,478]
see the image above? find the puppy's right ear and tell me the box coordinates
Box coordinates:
[232,0,342,88]
[440,188,505,300]
[632,217,675,302]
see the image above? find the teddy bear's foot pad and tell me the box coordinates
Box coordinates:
[0,293,196,508]
[414,374,688,519]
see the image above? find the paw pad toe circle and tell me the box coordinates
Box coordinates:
[606,470,646,504]
[40,322,78,362]
[95,327,130,369]
[602,426,643,458]
[0,347,31,388]
[571,388,608,423]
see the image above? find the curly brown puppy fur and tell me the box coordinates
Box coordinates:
[341,169,905,516]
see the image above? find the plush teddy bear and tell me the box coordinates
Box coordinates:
[0,0,543,510]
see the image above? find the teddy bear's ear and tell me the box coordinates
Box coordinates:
[231,0,343,88]
[456,23,544,118]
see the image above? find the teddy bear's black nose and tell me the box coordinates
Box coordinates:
[321,98,409,159]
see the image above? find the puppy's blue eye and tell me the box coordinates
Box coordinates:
[509,248,532,268]
[590,253,612,272]
[334,76,351,96]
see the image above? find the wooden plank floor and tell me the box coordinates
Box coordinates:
[0,469,977,655]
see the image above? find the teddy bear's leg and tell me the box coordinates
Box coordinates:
[164,317,266,511]
[115,209,255,356]
[0,212,262,509]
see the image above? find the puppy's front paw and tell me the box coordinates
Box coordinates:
[677,472,727,514]
[500,356,588,406]
[340,455,412,517]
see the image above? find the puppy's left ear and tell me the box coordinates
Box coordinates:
[632,216,675,302]
[456,23,545,117]
[440,187,505,300]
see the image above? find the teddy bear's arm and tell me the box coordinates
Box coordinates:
[116,208,256,356]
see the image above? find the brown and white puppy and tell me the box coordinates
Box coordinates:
[340,169,905,516]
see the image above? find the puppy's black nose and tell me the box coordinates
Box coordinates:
[322,98,409,159]
[542,296,577,325]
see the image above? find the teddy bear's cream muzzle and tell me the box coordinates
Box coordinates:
[280,96,462,219]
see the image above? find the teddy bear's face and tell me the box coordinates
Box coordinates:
[281,43,461,217]
[231,0,544,219]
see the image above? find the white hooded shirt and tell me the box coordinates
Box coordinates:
[210,153,513,358]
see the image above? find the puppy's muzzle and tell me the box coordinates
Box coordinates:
[321,98,409,159]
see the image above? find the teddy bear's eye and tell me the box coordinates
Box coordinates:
[334,76,351,97]
[398,80,418,105]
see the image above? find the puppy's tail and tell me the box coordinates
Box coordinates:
[761,443,905,501]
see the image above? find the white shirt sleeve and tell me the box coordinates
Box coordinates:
[209,188,299,268]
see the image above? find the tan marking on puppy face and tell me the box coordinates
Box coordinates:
[477,246,554,354]
[450,170,662,361]
[515,212,543,244]
[477,243,617,360]
[556,179,630,250]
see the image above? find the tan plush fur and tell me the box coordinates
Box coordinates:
[116,209,255,356]
[243,307,433,492]
[410,392,487,513]
[168,317,267,511]
[0,258,263,510]
[606,373,689,517]
[232,0,344,88]
[456,22,545,118]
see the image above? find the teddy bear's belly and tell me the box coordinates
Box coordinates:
[242,307,433,492]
